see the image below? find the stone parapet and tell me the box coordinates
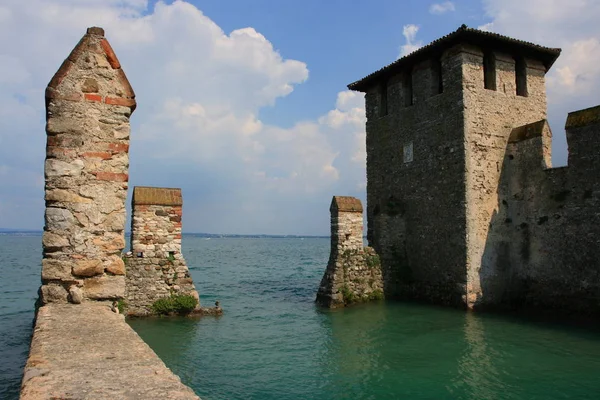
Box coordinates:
[126,187,202,316]
[316,196,384,308]
[124,255,199,316]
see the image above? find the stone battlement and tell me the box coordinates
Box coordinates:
[344,25,600,315]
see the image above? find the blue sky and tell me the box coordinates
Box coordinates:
[0,0,598,234]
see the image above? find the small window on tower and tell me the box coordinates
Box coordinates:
[379,81,388,117]
[403,72,413,106]
[483,52,496,91]
[515,57,528,97]
[432,58,443,95]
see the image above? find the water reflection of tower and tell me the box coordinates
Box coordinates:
[318,305,388,399]
[454,313,502,399]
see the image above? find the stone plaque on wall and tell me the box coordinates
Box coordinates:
[403,142,413,163]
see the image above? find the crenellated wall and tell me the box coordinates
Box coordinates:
[41,27,135,304]
[479,106,600,314]
[316,196,383,308]
[125,186,200,316]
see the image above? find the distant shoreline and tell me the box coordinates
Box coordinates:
[0,229,329,239]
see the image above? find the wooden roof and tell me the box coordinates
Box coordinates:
[348,25,561,92]
[330,196,363,213]
[132,186,182,206]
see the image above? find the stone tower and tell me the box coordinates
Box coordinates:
[41,27,135,304]
[347,25,561,309]
[316,196,383,308]
[125,186,200,316]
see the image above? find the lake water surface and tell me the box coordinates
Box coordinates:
[2,235,600,399]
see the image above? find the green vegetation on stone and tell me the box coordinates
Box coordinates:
[365,253,380,269]
[341,284,355,304]
[151,294,198,315]
[117,299,127,314]
[368,289,384,301]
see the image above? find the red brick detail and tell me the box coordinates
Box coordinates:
[47,136,59,147]
[108,143,129,153]
[84,93,102,102]
[174,234,182,239]
[115,69,135,99]
[45,87,83,102]
[104,97,136,108]
[173,222,182,228]
[94,172,129,182]
[100,39,121,69]
[47,60,74,89]
[82,151,112,159]
[172,207,183,216]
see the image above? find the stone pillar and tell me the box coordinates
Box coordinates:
[316,196,383,308]
[41,27,136,304]
[124,187,200,316]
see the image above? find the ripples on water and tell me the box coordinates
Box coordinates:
[2,236,600,399]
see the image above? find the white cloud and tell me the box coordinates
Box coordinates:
[0,0,366,234]
[480,0,600,166]
[429,2,455,15]
[399,24,423,58]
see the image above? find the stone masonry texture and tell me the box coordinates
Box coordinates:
[348,25,600,316]
[125,186,200,316]
[316,197,384,308]
[20,303,200,399]
[41,27,136,304]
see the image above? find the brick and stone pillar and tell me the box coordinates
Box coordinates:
[316,196,383,308]
[124,187,200,316]
[41,27,136,304]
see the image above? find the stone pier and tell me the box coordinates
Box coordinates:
[316,196,384,308]
[21,27,200,399]
[125,187,201,316]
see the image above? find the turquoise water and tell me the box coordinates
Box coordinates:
[2,235,600,399]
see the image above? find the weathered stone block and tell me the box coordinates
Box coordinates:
[45,159,84,177]
[42,259,73,281]
[106,258,126,275]
[73,260,104,277]
[41,284,69,303]
[43,232,70,249]
[69,285,83,304]
[84,275,125,299]
[46,207,75,231]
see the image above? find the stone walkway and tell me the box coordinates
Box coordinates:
[20,303,200,399]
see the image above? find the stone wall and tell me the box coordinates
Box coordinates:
[125,187,200,316]
[351,27,600,316]
[461,46,549,308]
[364,45,468,306]
[316,196,383,308]
[480,106,600,315]
[41,27,135,304]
